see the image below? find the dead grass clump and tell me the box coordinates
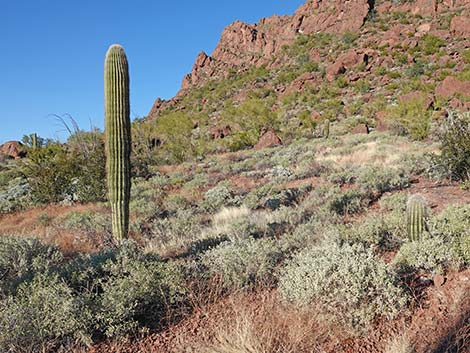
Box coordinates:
[193,292,326,353]
[384,334,415,353]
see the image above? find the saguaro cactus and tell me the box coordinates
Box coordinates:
[104,44,131,241]
[322,120,330,139]
[31,133,38,149]
[406,194,428,242]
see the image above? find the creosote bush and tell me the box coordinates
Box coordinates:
[201,238,284,290]
[279,242,407,330]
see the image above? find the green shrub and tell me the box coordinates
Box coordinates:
[148,209,203,254]
[0,176,30,213]
[97,255,186,337]
[393,234,463,274]
[202,184,237,212]
[388,97,432,140]
[430,204,470,263]
[154,111,198,163]
[357,167,410,194]
[66,129,107,203]
[328,188,369,215]
[420,34,444,55]
[342,211,406,250]
[0,273,92,352]
[201,238,284,290]
[279,242,406,329]
[0,236,63,296]
[61,211,111,234]
[379,193,408,212]
[21,143,77,204]
[430,112,470,183]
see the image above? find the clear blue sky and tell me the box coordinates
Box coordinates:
[1,0,304,143]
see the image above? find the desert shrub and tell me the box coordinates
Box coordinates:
[97,254,186,337]
[148,209,203,254]
[328,188,369,215]
[429,112,470,183]
[21,143,77,204]
[201,238,284,290]
[222,98,280,151]
[60,211,111,234]
[327,166,357,185]
[0,273,92,352]
[21,135,107,204]
[357,166,410,194]
[406,61,426,78]
[0,236,63,296]
[0,176,30,213]
[430,204,470,263]
[393,234,463,274]
[154,111,199,163]
[66,129,107,203]
[388,97,432,140]
[279,242,407,329]
[420,34,444,55]
[130,175,168,218]
[379,192,408,212]
[201,184,237,212]
[342,211,406,250]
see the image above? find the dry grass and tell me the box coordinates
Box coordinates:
[316,141,412,166]
[384,334,415,353]
[0,203,107,254]
[191,292,327,353]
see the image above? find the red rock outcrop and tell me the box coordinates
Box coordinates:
[294,0,370,35]
[0,141,26,159]
[177,0,372,91]
[399,91,435,110]
[450,15,470,38]
[209,125,232,139]
[326,49,369,81]
[377,0,470,16]
[436,76,470,98]
[254,129,282,150]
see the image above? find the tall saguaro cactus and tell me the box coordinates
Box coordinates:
[104,44,131,241]
[406,194,428,242]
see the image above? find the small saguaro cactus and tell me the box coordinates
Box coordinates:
[104,44,131,241]
[406,194,428,242]
[322,119,330,139]
[31,133,38,149]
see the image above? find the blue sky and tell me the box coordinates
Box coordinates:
[0,0,304,143]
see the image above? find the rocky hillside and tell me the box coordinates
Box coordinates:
[143,0,470,154]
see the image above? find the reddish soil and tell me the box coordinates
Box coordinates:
[408,178,470,213]
[86,270,470,353]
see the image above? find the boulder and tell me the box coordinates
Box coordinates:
[0,141,26,159]
[449,98,470,112]
[209,125,232,139]
[399,91,435,110]
[450,16,470,38]
[326,49,368,81]
[436,76,470,98]
[352,124,370,134]
[254,129,282,150]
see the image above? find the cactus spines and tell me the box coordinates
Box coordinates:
[406,194,428,242]
[104,44,131,241]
